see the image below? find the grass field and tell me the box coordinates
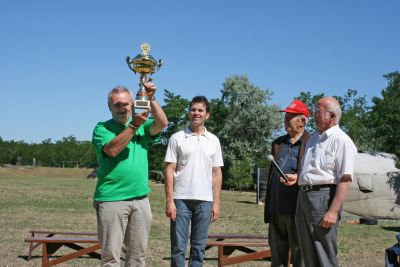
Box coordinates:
[0,167,398,267]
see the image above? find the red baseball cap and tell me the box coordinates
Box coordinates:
[279,99,310,117]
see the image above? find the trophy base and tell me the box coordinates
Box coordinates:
[134,99,151,110]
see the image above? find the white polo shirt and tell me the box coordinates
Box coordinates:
[299,125,357,186]
[164,127,224,201]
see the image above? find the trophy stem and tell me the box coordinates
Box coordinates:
[139,74,147,96]
[140,74,147,86]
[134,74,151,110]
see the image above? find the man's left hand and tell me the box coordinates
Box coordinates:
[320,210,338,228]
[211,203,220,222]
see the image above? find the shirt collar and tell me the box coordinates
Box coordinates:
[184,126,210,138]
[319,124,340,139]
[284,133,304,145]
[110,118,130,128]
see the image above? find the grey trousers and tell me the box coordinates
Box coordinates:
[268,213,304,267]
[94,197,152,267]
[295,187,340,267]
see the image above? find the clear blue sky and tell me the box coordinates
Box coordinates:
[1,1,399,143]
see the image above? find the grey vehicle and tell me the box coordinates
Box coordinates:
[344,152,400,220]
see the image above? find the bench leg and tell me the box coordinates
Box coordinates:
[65,243,101,259]
[28,241,36,261]
[217,246,224,267]
[28,233,55,260]
[219,249,271,266]
[43,243,101,266]
[42,243,50,267]
[41,241,63,267]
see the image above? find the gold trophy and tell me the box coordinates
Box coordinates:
[126,43,162,110]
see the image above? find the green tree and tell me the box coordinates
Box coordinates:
[296,89,372,151]
[207,98,228,135]
[335,89,372,151]
[80,141,97,168]
[370,71,400,162]
[39,138,57,166]
[226,158,254,191]
[148,89,190,172]
[162,89,190,139]
[218,75,281,189]
[55,136,81,167]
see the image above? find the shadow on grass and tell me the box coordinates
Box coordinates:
[161,256,270,263]
[18,254,102,261]
[19,255,38,261]
[162,256,218,260]
[382,226,400,233]
[236,200,258,204]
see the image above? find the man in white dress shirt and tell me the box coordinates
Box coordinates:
[293,97,357,267]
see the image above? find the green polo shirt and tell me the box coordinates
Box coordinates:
[92,118,160,201]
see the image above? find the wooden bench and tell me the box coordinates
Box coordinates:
[25,229,100,267]
[206,234,270,266]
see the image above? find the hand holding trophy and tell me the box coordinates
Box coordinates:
[126,43,162,110]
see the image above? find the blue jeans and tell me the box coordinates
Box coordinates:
[170,199,212,267]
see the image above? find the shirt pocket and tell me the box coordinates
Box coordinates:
[321,149,335,170]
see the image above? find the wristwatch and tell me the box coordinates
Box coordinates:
[129,123,139,129]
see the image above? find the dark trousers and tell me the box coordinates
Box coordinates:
[295,187,340,267]
[268,213,304,267]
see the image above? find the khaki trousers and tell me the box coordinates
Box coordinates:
[94,197,152,267]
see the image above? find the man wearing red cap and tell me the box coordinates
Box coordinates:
[264,99,310,267]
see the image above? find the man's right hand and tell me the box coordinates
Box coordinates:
[165,202,177,221]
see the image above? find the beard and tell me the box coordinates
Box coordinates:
[113,111,131,124]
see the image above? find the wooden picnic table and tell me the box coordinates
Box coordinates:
[25,229,100,267]
[25,230,270,267]
[206,233,270,267]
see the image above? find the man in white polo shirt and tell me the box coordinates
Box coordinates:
[294,97,357,267]
[164,96,224,267]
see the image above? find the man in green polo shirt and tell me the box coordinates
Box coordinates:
[92,80,168,267]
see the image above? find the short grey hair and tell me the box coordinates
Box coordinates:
[325,98,342,124]
[107,86,133,106]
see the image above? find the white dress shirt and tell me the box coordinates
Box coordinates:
[299,125,357,185]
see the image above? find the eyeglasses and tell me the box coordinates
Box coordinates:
[313,107,334,116]
[113,102,131,108]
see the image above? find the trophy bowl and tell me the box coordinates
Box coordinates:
[126,43,162,110]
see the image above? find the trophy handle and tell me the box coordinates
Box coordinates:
[126,56,136,74]
[154,59,163,73]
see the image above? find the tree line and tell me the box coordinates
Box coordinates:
[1,71,399,190]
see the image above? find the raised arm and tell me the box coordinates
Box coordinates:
[149,98,168,135]
[143,79,168,135]
[103,110,149,157]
